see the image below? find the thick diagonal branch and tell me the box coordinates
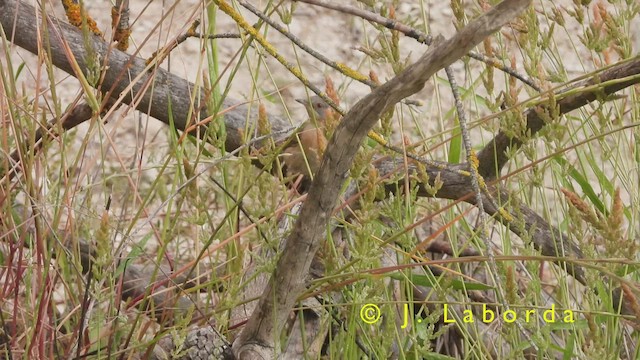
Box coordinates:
[231,0,532,358]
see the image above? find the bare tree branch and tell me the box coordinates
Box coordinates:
[374,158,586,283]
[0,0,290,153]
[477,57,640,180]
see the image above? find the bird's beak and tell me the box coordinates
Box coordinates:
[295,98,307,105]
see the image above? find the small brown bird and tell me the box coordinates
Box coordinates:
[282,96,333,191]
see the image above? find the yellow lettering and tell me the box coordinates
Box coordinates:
[463,309,474,323]
[483,304,494,323]
[443,304,455,323]
[543,304,556,322]
[525,309,535,322]
[401,303,409,329]
[563,310,575,323]
[503,310,516,323]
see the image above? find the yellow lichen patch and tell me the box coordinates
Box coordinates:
[476,175,486,189]
[111,6,131,51]
[85,16,102,36]
[468,149,479,170]
[114,28,132,51]
[64,3,82,26]
[335,63,369,82]
[146,50,160,66]
[111,7,119,28]
[187,20,200,36]
[497,207,514,222]
[63,0,102,36]
[366,130,388,147]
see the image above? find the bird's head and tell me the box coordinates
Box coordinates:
[296,96,335,122]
